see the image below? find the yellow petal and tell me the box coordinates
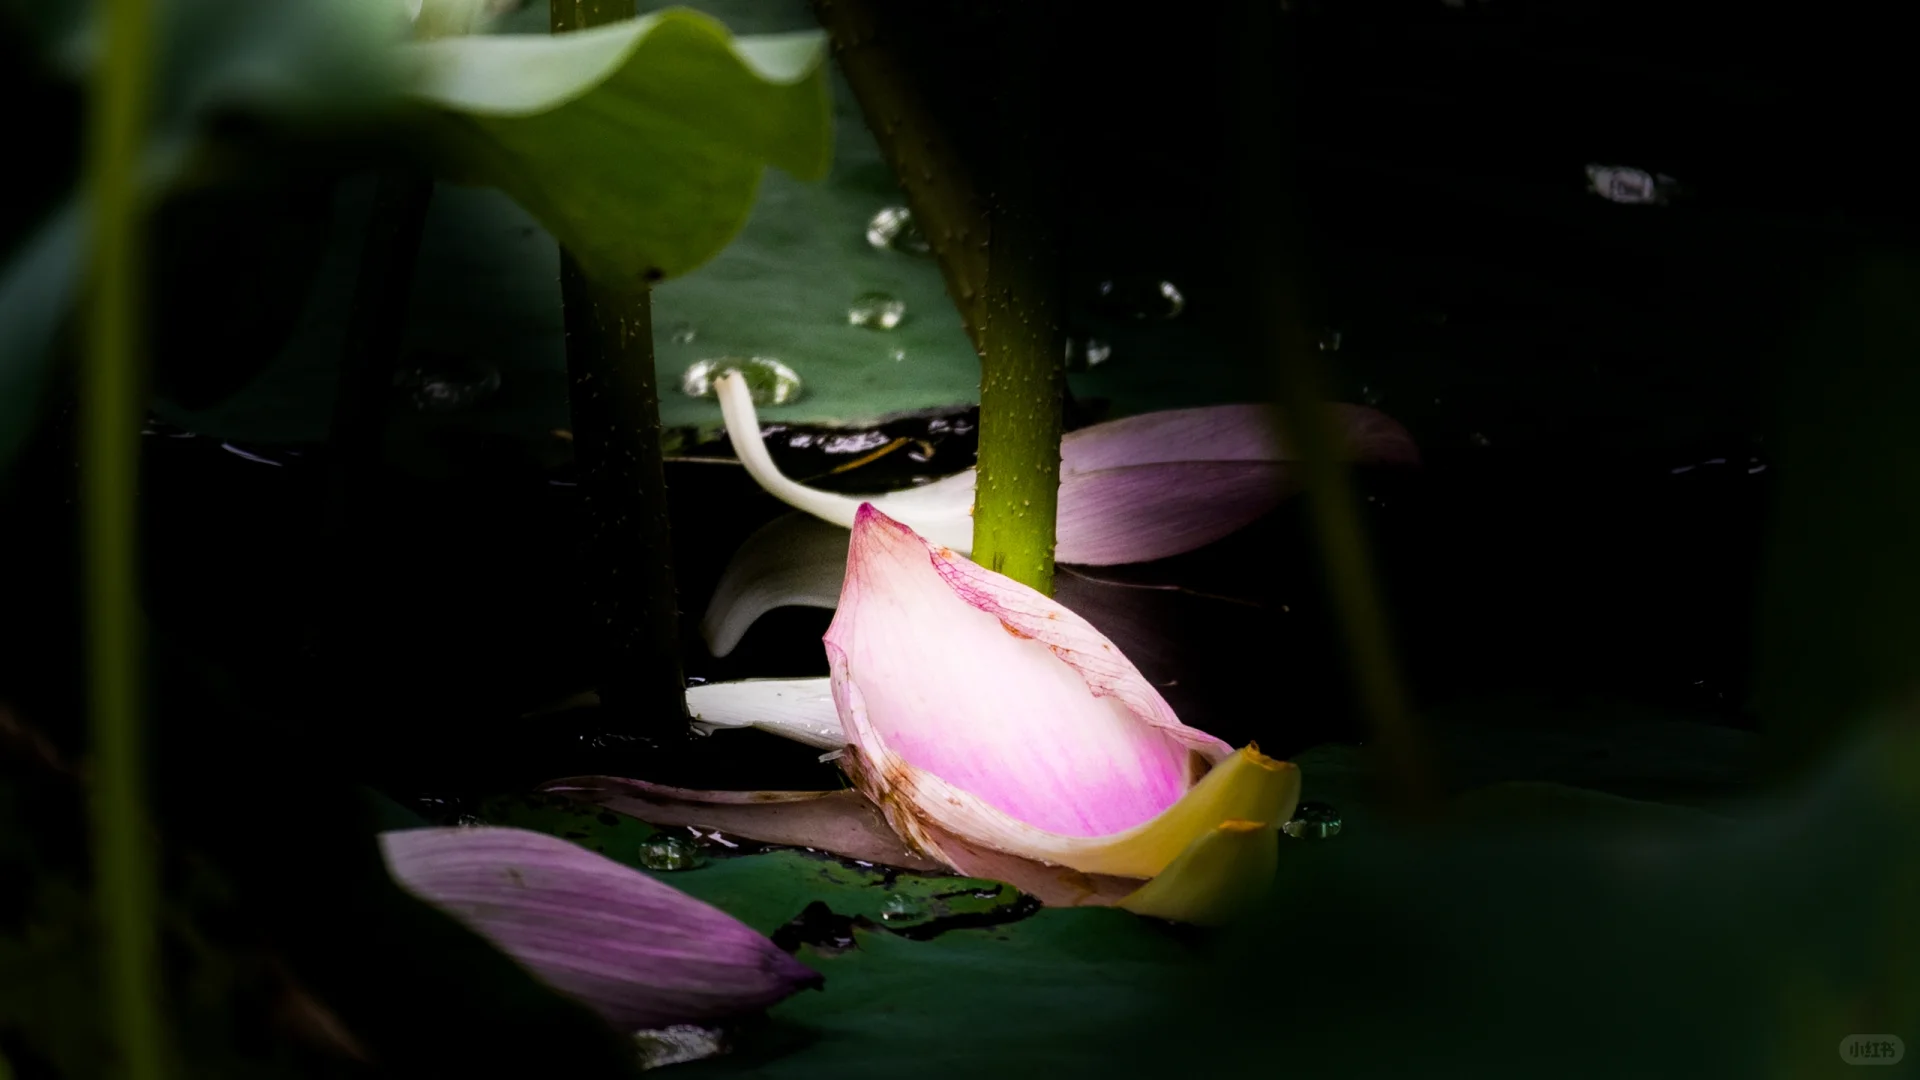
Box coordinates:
[1116,818,1280,926]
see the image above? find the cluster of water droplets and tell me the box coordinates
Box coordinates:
[1093,277,1186,321]
[673,202,1212,404]
[847,290,906,330]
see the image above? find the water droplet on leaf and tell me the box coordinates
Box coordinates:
[1063,336,1113,372]
[877,892,927,922]
[847,291,906,330]
[866,205,931,254]
[1282,802,1342,840]
[638,835,706,871]
[680,357,804,406]
[1093,277,1186,320]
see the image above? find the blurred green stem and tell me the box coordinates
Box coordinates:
[552,0,690,741]
[83,0,167,1073]
[970,5,1064,593]
[1234,2,1429,810]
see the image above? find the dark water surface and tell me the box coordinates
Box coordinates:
[119,0,1919,810]
[136,408,1770,810]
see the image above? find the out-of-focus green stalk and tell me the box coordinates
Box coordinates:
[83,0,167,1073]
[1234,2,1429,811]
[550,0,691,742]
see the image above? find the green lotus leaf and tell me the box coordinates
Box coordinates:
[402,8,832,285]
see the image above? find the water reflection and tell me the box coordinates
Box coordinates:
[680,357,804,406]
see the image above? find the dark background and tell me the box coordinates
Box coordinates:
[10,0,1911,801]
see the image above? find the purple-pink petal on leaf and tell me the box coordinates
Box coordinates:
[1331,403,1423,466]
[1051,402,1419,565]
[1059,402,1419,472]
[1055,460,1300,565]
[378,827,820,1029]
[1060,403,1289,471]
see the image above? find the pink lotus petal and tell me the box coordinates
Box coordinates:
[379,827,820,1029]
[1061,404,1289,472]
[1333,403,1422,466]
[538,777,943,871]
[1055,460,1300,565]
[823,505,1231,839]
[1061,402,1420,472]
[1049,403,1417,564]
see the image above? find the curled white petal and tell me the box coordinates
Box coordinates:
[686,677,845,750]
[701,512,849,657]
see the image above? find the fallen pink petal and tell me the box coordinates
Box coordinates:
[378,826,822,1029]
[822,504,1298,886]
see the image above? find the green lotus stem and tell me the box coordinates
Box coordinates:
[551,0,691,741]
[969,8,1065,594]
[810,0,988,352]
[1234,2,1429,810]
[817,0,1063,593]
[83,0,167,1072]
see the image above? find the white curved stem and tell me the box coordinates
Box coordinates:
[715,371,978,552]
[715,372,865,528]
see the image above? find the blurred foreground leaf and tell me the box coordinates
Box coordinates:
[0,0,405,466]
[1757,252,1920,770]
[403,8,832,285]
[1162,718,1920,1080]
